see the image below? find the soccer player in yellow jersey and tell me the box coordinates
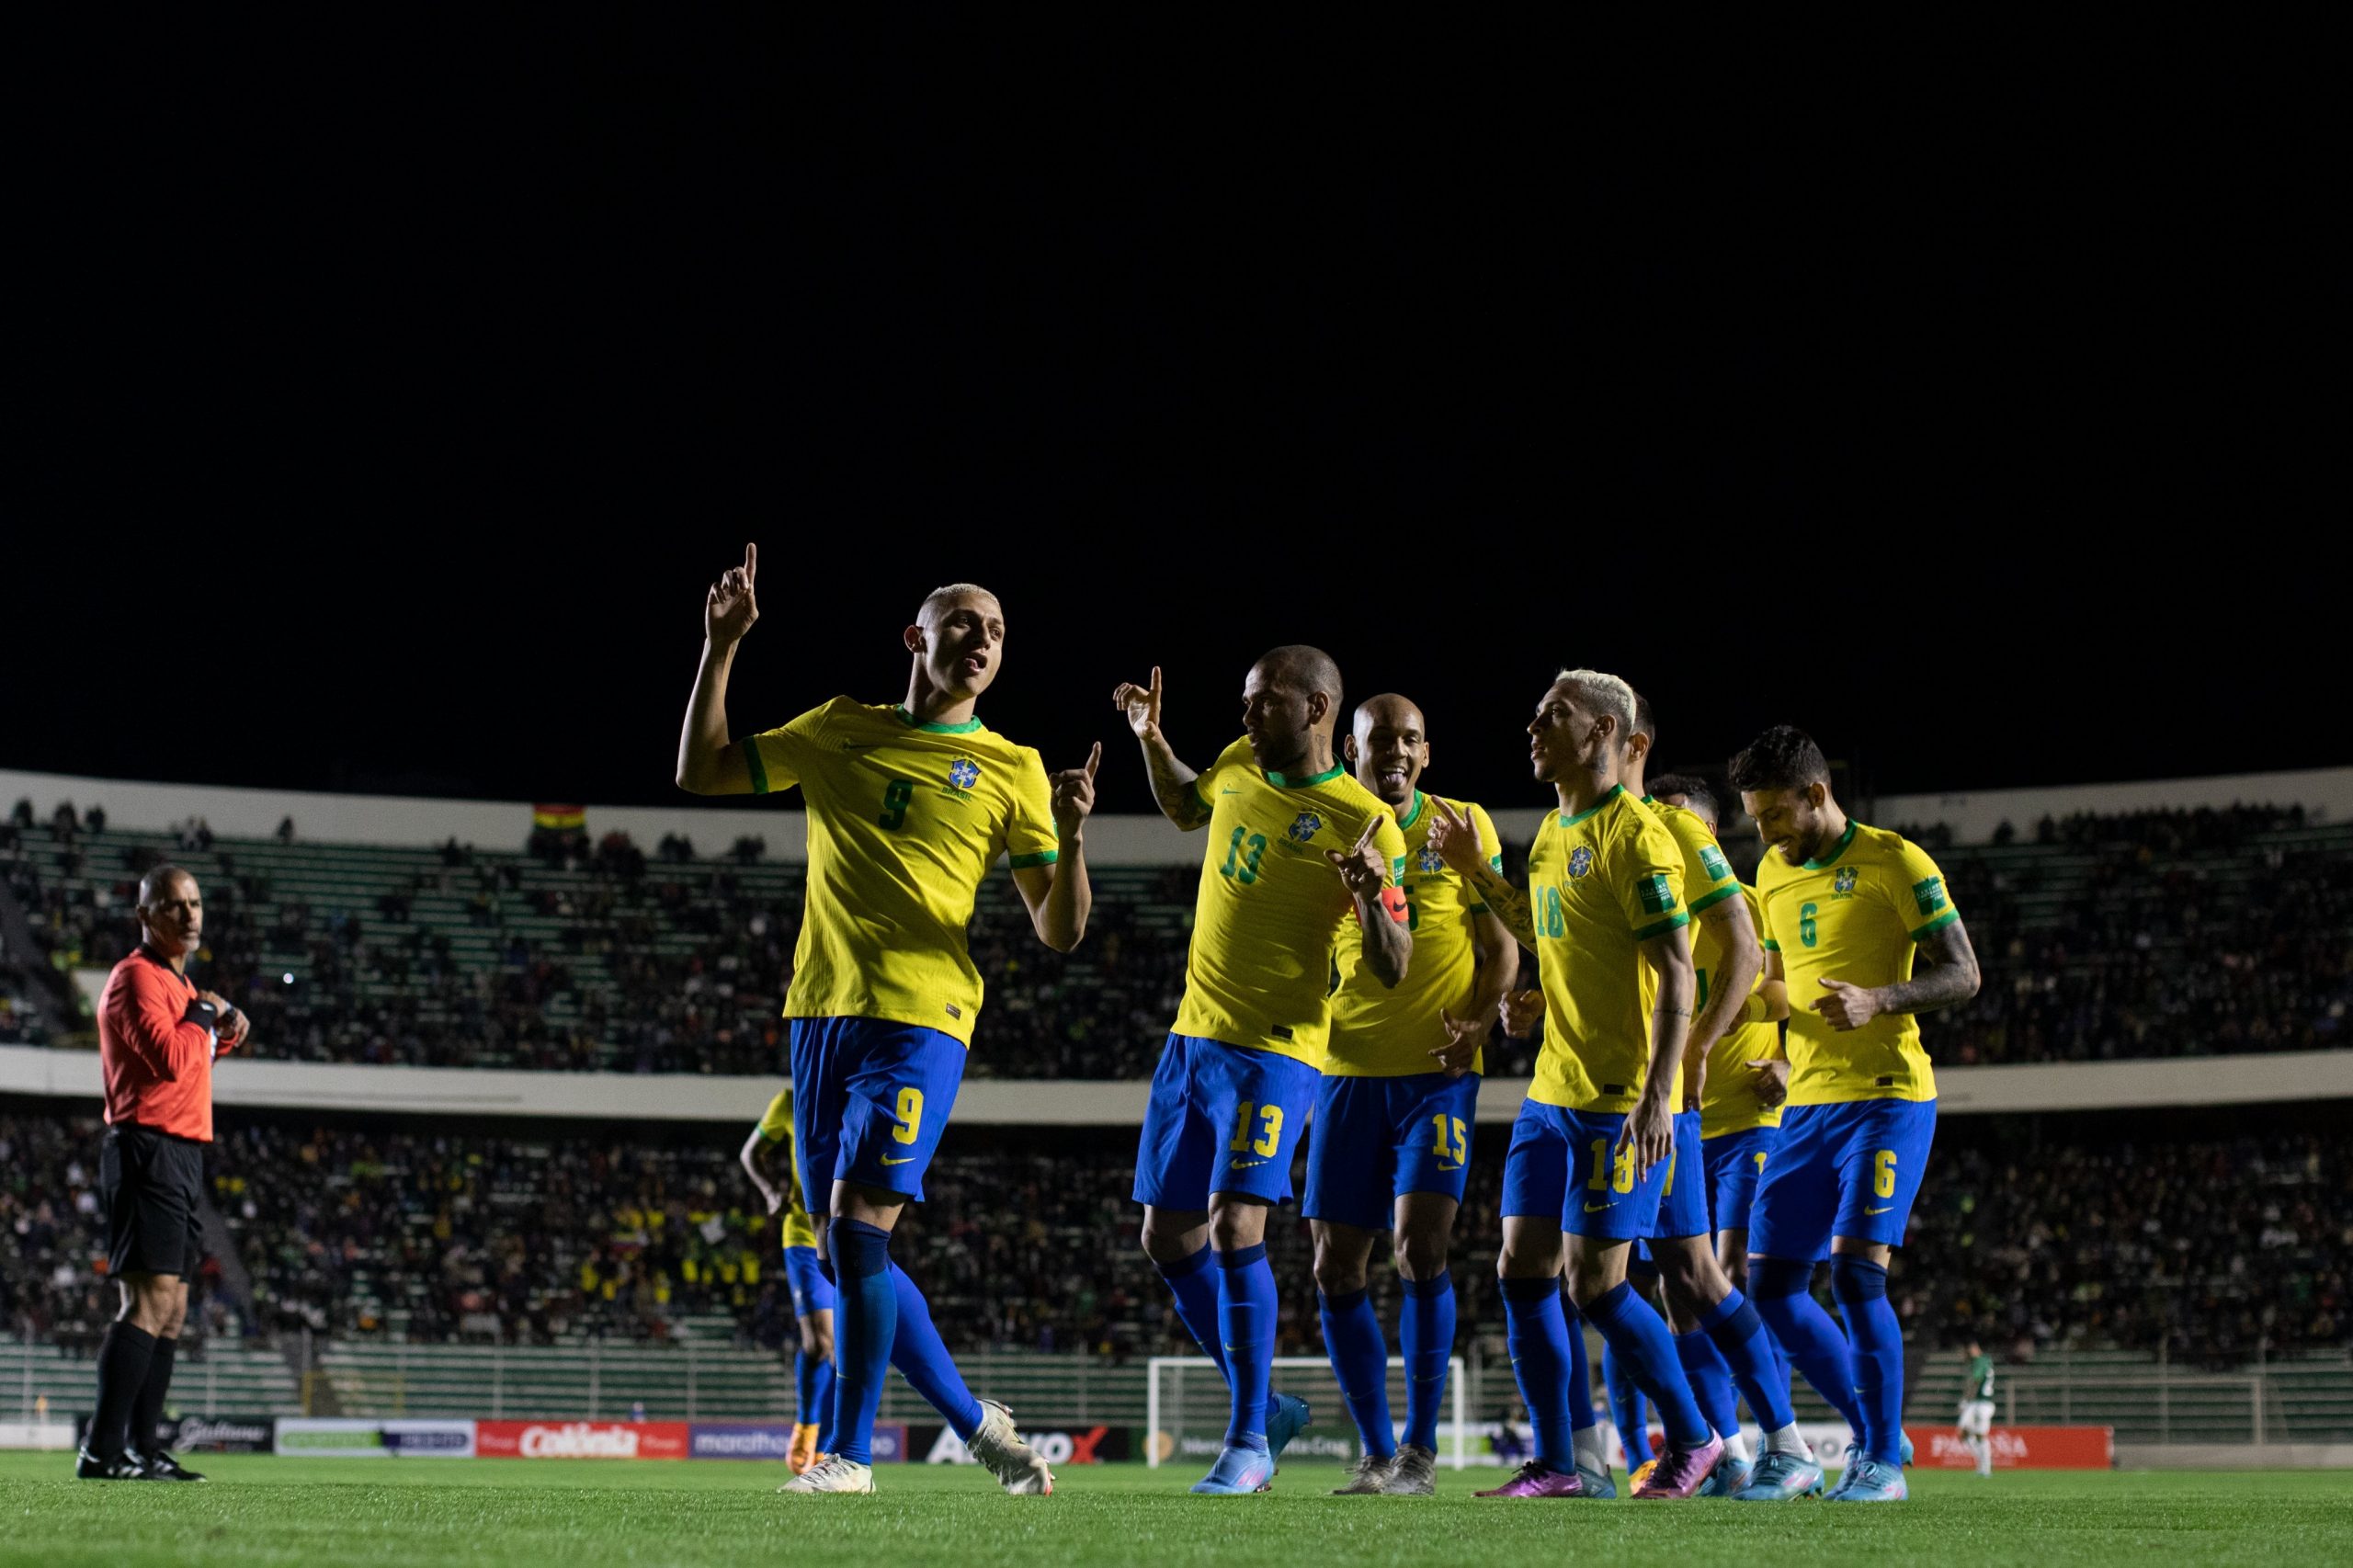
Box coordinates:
[1112,648,1411,1495]
[1428,669,1724,1501]
[1307,695,1517,1495]
[742,1087,831,1472]
[676,545,1100,1497]
[1729,724,1981,1504]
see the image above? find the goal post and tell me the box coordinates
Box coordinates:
[1145,1356,1469,1471]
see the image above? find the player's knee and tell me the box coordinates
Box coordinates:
[826,1216,891,1280]
[809,1322,835,1360]
[1312,1251,1367,1297]
[1139,1213,1204,1264]
[1206,1205,1267,1253]
[1747,1256,1811,1300]
[1829,1254,1888,1305]
[1393,1233,1448,1282]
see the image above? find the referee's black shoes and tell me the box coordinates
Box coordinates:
[74,1446,151,1480]
[134,1449,208,1482]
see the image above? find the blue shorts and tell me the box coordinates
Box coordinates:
[1703,1126,1777,1236]
[788,1017,967,1203]
[1646,1111,1710,1241]
[1302,1071,1481,1231]
[1133,1034,1322,1210]
[783,1244,835,1319]
[1499,1101,1667,1242]
[1749,1098,1937,1259]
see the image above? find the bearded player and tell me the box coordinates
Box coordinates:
[678,546,1100,1496]
[742,1085,833,1473]
[1429,669,1724,1501]
[1309,695,1516,1495]
[1731,724,1981,1503]
[1115,651,1412,1494]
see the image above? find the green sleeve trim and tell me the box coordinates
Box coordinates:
[1688,882,1741,916]
[1189,781,1213,818]
[1761,937,1781,951]
[1631,911,1691,943]
[1908,908,1961,941]
[1008,849,1060,869]
[741,737,770,796]
[1466,901,1491,914]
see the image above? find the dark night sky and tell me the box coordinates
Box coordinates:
[13,17,2339,812]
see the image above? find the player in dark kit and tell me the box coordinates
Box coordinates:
[79,866,248,1481]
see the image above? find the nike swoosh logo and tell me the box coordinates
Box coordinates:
[839,741,881,750]
[1229,1158,1269,1170]
[1865,1204,1892,1214]
[881,1155,916,1166]
[1583,1202,1614,1212]
[1220,787,1242,795]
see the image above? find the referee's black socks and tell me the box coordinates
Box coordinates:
[91,1324,157,1459]
[132,1335,177,1456]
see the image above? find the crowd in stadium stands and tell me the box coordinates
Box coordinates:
[4,1108,2344,1369]
[3,800,2347,1076]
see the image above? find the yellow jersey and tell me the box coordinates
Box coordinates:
[743,698,1059,1047]
[755,1090,820,1251]
[1326,791,1502,1077]
[1638,796,1747,1108]
[1699,885,1785,1139]
[1756,819,1958,1106]
[1174,737,1409,1066]
[1525,785,1689,1113]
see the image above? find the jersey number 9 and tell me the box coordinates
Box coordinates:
[880,779,915,831]
[892,1087,925,1145]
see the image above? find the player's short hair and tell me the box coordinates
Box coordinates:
[1726,725,1831,791]
[138,865,195,905]
[1647,772,1719,823]
[1256,644,1344,706]
[1631,689,1656,744]
[1551,667,1637,739]
[917,583,1000,625]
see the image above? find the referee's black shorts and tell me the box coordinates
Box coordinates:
[100,1124,206,1279]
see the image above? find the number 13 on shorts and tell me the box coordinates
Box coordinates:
[1229,1100,1283,1157]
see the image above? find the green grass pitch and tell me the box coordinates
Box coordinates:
[5,1454,2348,1568]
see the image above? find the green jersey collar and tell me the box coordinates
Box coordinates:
[1396,790,1427,830]
[1559,781,1625,827]
[1267,762,1345,788]
[893,704,984,735]
[1804,818,1860,869]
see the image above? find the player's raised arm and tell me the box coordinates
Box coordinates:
[1813,915,1982,1032]
[1625,922,1696,1175]
[1013,742,1099,952]
[1427,797,1535,949]
[1111,666,1211,830]
[676,544,760,795]
[1329,815,1412,988]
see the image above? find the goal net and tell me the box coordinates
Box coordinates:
[1144,1356,1469,1470]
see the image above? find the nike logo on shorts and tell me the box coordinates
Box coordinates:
[1865,1204,1892,1214]
[881,1155,915,1166]
[1584,1201,1614,1213]
[1229,1158,1267,1170]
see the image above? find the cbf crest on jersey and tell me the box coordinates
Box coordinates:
[948,758,981,791]
[1416,845,1447,874]
[1287,812,1323,844]
[1567,846,1595,879]
[1834,866,1859,895]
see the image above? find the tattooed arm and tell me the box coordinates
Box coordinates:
[1426,798,1535,947]
[1110,666,1211,831]
[1813,915,1983,1030]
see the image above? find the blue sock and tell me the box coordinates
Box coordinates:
[1561,1293,1597,1433]
[1699,1288,1796,1432]
[813,1353,837,1452]
[1582,1281,1710,1449]
[1319,1288,1395,1460]
[1833,1256,1905,1465]
[1673,1331,1739,1443]
[1399,1272,1454,1453]
[826,1219,895,1465]
[1216,1244,1278,1450]
[1156,1245,1232,1381]
[1604,1341,1650,1462]
[1500,1277,1576,1471]
[794,1346,819,1426]
[889,1263,983,1442]
[1750,1257,1867,1435]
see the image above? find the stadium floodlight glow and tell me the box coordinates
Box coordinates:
[1144,1355,1469,1471]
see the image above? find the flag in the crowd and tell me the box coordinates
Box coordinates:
[533,803,585,830]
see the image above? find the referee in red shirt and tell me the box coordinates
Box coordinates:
[77,865,249,1481]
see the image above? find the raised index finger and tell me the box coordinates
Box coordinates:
[1354,816,1381,853]
[1085,741,1102,778]
[744,542,757,581]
